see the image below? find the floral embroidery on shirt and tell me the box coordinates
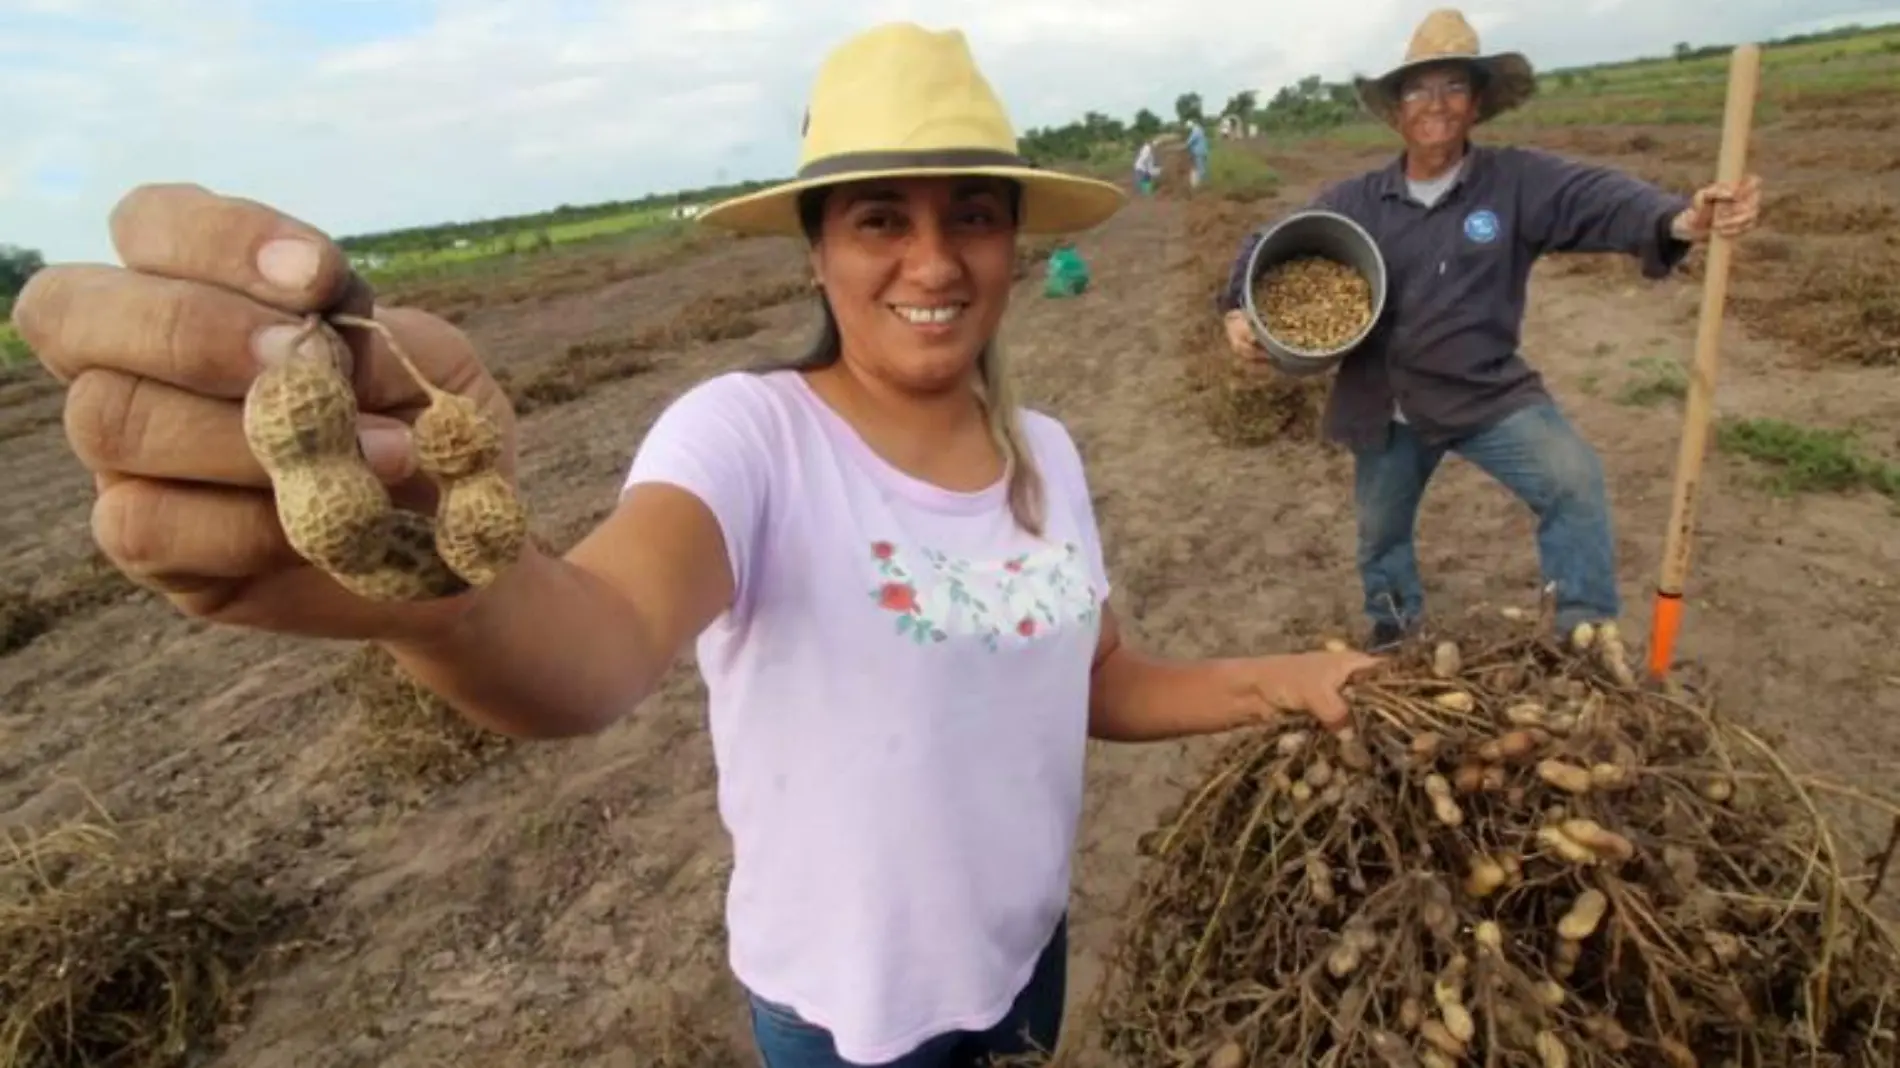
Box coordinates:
[867,539,1101,651]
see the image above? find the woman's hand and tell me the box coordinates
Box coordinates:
[1250,650,1383,731]
[8,182,515,642]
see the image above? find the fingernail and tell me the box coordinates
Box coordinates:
[358,426,415,483]
[251,323,304,366]
[257,238,321,291]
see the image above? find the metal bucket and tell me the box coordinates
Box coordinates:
[1239,209,1388,378]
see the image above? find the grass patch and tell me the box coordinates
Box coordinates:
[1715,415,1900,500]
[1204,144,1281,204]
[1,806,311,1068]
[1614,354,1689,407]
[352,206,681,283]
[0,324,28,370]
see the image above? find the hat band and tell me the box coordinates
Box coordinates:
[796,147,1032,181]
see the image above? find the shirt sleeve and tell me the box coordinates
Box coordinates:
[621,372,777,614]
[1512,147,1694,278]
[1024,413,1112,602]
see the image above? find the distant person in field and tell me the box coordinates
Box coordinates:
[1184,118,1210,190]
[11,20,1380,1068]
[1215,7,1762,654]
[1133,138,1160,195]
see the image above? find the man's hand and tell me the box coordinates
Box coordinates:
[1671,174,1762,242]
[1223,308,1265,359]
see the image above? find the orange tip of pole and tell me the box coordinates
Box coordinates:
[1647,591,1684,679]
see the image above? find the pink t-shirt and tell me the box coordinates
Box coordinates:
[622,369,1110,1063]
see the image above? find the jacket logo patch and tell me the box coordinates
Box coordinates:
[1463,209,1501,244]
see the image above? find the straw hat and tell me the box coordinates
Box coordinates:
[1354,9,1537,126]
[697,22,1126,237]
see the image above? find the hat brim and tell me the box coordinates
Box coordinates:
[695,165,1128,238]
[1354,51,1537,126]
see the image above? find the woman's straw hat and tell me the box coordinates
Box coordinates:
[697,22,1127,238]
[1354,8,1537,126]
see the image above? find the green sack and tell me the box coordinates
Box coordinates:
[1043,246,1091,298]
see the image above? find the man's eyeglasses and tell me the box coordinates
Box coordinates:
[1401,80,1472,105]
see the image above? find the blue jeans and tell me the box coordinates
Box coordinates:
[747,917,1068,1068]
[1352,402,1619,634]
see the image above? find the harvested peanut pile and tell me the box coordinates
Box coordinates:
[1089,613,1900,1068]
[1252,254,1373,352]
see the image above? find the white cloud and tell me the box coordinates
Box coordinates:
[0,0,1890,263]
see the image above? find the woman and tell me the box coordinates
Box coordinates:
[11,21,1378,1068]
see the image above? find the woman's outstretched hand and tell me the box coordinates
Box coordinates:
[9,182,515,641]
[1250,649,1384,731]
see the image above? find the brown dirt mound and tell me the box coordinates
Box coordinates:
[0,365,61,413]
[1179,197,1328,446]
[380,229,733,323]
[1728,237,1900,368]
[329,643,514,790]
[0,809,312,1068]
[1,552,142,658]
[1763,191,1898,237]
[501,275,811,413]
[1084,612,1900,1067]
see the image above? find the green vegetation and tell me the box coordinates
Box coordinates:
[1018,19,1899,166]
[1,244,44,369]
[1715,416,1900,502]
[1204,144,1280,203]
[0,324,26,370]
[354,215,703,288]
[338,177,776,284]
[338,177,773,258]
[1615,354,1690,407]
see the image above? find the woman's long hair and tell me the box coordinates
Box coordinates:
[750,183,1046,536]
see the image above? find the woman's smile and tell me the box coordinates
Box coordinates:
[889,300,970,335]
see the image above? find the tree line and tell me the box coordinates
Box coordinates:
[1018,20,1891,165]
[334,176,781,257]
[1,244,45,322]
[6,18,1888,274]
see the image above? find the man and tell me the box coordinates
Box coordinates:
[1214,8,1762,652]
[1185,119,1210,191]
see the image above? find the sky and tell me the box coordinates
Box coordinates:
[3,0,1897,264]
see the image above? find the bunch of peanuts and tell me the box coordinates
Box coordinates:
[239,314,529,602]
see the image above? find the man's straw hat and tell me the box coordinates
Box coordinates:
[698,23,1126,238]
[1354,8,1537,126]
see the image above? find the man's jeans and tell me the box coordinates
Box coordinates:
[1352,402,1619,634]
[746,918,1068,1068]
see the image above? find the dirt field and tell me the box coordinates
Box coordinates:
[3,88,1898,1066]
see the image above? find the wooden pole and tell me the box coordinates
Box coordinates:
[1646,42,1763,681]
